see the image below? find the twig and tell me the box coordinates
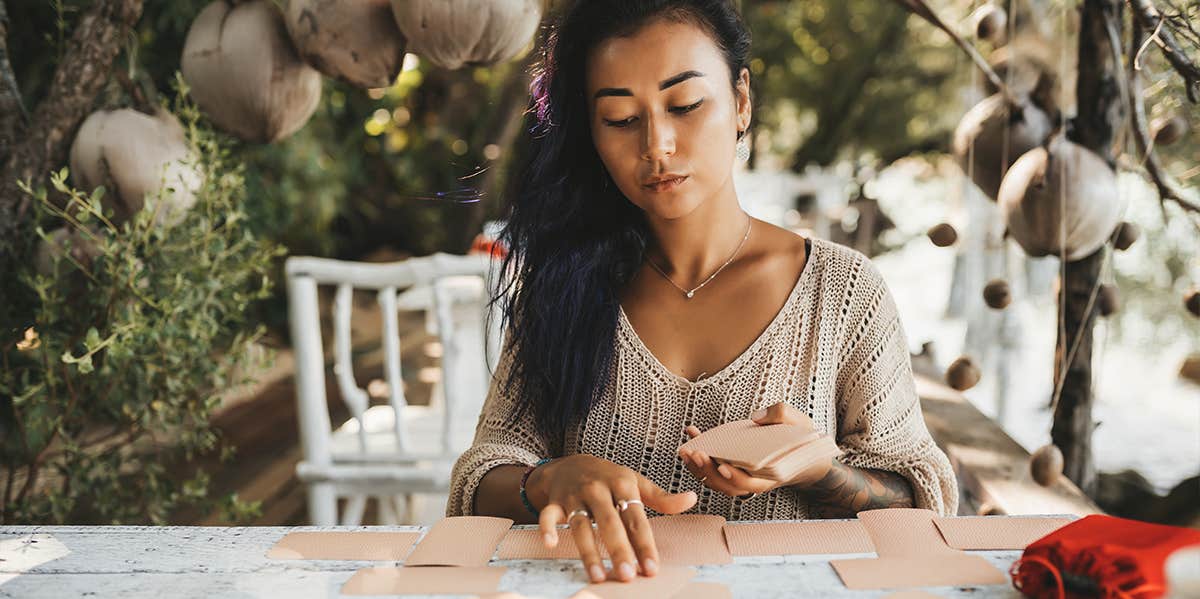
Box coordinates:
[889,0,1019,104]
[1128,19,1200,214]
[1129,0,1200,102]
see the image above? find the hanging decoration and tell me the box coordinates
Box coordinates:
[68,107,202,227]
[997,134,1125,262]
[285,0,408,89]
[182,0,322,143]
[390,0,542,70]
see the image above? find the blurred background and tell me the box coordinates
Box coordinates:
[1,0,1196,529]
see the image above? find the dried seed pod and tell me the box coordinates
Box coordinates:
[1112,222,1140,251]
[953,94,1053,200]
[285,0,407,88]
[972,5,1008,44]
[983,279,1011,309]
[182,0,322,143]
[391,0,542,70]
[1185,288,1200,318]
[999,134,1125,261]
[1151,116,1188,147]
[1030,444,1064,487]
[928,223,958,247]
[69,108,201,227]
[1179,354,1200,385]
[945,356,981,391]
[1097,284,1120,317]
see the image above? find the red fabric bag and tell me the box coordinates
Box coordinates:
[1010,514,1200,599]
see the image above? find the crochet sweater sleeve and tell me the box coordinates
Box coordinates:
[445,341,549,517]
[833,255,959,516]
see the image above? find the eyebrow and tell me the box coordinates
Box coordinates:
[593,70,706,99]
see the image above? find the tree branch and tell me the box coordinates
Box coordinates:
[888,0,1017,104]
[0,0,144,256]
[1128,17,1200,214]
[0,0,28,164]
[1129,0,1200,102]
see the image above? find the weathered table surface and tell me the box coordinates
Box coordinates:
[0,524,1026,598]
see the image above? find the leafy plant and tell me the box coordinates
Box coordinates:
[0,80,280,524]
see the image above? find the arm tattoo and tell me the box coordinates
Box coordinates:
[799,460,914,519]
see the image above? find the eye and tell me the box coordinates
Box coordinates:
[603,117,636,128]
[671,99,704,114]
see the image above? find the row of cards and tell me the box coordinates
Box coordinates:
[267,510,1073,595]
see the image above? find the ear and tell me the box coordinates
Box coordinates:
[735,67,752,134]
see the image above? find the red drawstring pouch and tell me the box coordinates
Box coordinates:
[1010,514,1200,599]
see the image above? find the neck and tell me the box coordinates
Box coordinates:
[644,183,751,286]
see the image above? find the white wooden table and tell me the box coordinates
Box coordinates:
[0,524,1026,598]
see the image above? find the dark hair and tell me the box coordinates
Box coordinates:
[492,0,752,437]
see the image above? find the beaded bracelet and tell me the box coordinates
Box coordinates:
[520,457,554,517]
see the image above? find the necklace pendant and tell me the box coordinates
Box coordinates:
[686,290,695,299]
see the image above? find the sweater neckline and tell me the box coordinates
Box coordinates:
[617,236,820,388]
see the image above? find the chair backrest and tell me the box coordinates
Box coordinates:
[284,253,499,473]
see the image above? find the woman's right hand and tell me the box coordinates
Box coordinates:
[524,454,697,583]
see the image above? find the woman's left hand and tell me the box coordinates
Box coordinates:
[679,403,824,497]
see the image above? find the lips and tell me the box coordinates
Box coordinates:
[643,175,689,193]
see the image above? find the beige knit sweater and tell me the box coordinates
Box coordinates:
[447,238,959,519]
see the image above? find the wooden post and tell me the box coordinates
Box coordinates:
[1053,0,1124,496]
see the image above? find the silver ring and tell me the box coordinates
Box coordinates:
[738,492,760,501]
[616,498,644,512]
[567,508,592,522]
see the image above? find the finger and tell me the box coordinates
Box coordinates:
[752,402,814,427]
[716,463,776,494]
[636,474,697,515]
[616,494,659,576]
[539,503,564,547]
[584,486,637,582]
[684,425,701,438]
[568,503,606,583]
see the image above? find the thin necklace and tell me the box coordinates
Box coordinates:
[647,219,752,299]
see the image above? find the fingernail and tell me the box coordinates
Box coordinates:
[543,531,556,546]
[644,559,658,575]
[719,465,732,479]
[751,408,766,419]
[589,565,605,582]
[618,562,636,580]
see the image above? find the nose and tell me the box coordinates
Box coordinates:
[641,114,675,162]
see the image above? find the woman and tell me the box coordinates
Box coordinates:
[447,0,958,584]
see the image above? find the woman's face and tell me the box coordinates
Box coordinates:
[586,19,751,221]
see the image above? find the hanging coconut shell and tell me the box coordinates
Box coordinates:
[972,5,1007,44]
[182,0,322,143]
[945,356,981,391]
[1151,115,1188,147]
[35,227,103,276]
[285,0,407,89]
[1185,288,1200,318]
[998,134,1125,261]
[1112,221,1140,251]
[390,0,542,70]
[983,279,1011,309]
[953,94,1054,201]
[69,107,202,227]
[1097,284,1119,317]
[927,223,958,247]
[1030,444,1063,486]
[984,37,1061,100]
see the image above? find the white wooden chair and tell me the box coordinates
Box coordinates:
[284,252,502,525]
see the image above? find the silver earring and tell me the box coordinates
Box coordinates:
[735,133,750,163]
